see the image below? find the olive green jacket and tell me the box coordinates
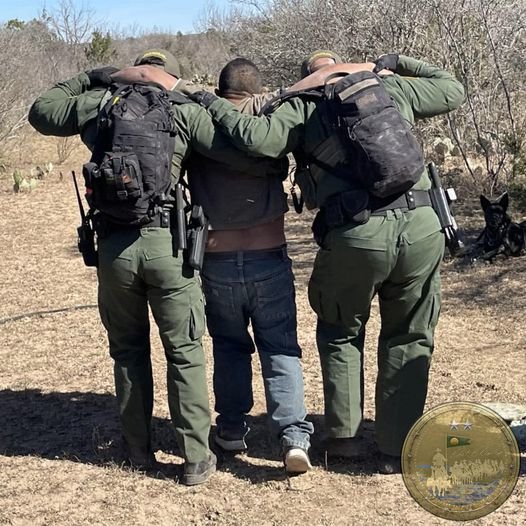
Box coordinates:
[205,56,465,210]
[28,72,283,184]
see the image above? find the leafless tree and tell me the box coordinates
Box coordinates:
[203,0,525,192]
[0,0,520,196]
[0,20,57,148]
[429,0,525,192]
[44,0,99,72]
[0,2,104,156]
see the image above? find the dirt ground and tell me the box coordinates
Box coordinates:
[0,134,525,526]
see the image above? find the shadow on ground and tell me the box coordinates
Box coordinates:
[0,388,184,478]
[0,389,384,481]
[215,413,380,479]
[3,389,523,483]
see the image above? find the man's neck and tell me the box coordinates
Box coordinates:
[219,90,254,104]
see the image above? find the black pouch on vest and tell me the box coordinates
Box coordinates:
[324,189,370,229]
[319,71,425,198]
[98,152,142,202]
[85,83,186,226]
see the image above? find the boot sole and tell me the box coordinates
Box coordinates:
[285,451,312,473]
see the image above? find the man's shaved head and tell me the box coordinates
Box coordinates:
[218,58,263,96]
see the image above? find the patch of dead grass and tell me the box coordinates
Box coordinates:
[0,137,524,526]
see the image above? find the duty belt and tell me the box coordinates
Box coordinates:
[95,208,171,236]
[142,209,171,227]
[370,189,432,215]
[313,189,433,247]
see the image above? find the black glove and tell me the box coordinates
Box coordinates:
[86,66,119,88]
[188,90,219,108]
[372,54,399,74]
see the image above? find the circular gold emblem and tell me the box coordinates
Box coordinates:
[402,402,520,521]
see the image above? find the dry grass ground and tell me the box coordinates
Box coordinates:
[0,134,524,526]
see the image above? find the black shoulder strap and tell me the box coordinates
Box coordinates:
[260,71,361,116]
[99,83,133,118]
[259,87,325,116]
[107,82,192,106]
[308,156,351,182]
[322,71,352,85]
[106,82,133,99]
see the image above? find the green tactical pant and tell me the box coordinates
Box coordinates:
[308,207,444,456]
[97,227,211,463]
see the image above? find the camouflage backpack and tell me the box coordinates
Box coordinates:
[262,70,425,198]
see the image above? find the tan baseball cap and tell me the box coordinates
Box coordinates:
[300,50,343,78]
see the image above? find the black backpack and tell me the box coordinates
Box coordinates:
[83,83,188,225]
[262,71,425,198]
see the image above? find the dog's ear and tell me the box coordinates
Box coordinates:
[480,195,491,211]
[498,192,509,211]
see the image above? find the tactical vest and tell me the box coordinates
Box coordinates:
[82,83,187,225]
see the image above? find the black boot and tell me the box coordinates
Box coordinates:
[182,452,217,486]
[123,441,158,472]
[376,452,401,475]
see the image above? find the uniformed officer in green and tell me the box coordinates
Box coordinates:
[188,54,464,473]
[28,49,280,484]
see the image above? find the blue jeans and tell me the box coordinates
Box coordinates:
[201,245,313,452]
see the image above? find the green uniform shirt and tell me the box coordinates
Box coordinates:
[204,56,465,209]
[27,73,281,185]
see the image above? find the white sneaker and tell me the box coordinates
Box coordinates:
[284,447,312,473]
